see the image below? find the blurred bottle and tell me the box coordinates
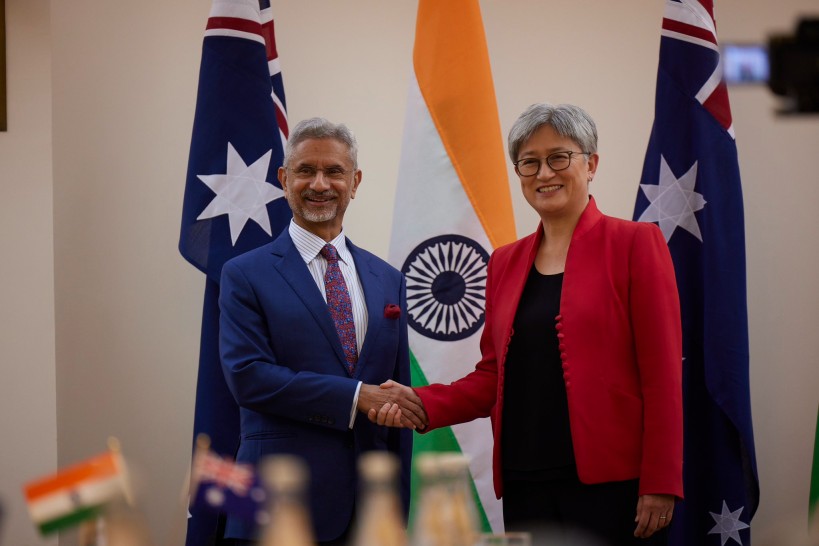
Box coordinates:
[351,451,407,546]
[258,455,316,546]
[100,500,155,546]
[411,453,480,546]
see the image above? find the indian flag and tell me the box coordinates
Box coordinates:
[23,450,129,535]
[388,0,516,533]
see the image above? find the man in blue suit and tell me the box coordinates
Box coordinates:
[218,117,424,544]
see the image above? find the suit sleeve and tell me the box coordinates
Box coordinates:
[219,259,359,431]
[630,223,684,497]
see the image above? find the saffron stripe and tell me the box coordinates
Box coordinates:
[28,475,125,522]
[413,0,516,250]
[24,452,119,500]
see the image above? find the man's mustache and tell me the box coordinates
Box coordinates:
[300,190,339,199]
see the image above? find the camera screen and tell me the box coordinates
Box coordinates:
[722,44,769,84]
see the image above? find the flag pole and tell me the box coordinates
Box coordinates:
[164,434,213,546]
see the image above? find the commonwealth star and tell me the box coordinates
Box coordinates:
[197,143,284,245]
[708,500,750,546]
[637,154,706,242]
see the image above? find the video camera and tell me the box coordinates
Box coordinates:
[768,18,819,113]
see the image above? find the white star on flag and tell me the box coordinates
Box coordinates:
[637,154,706,242]
[196,142,284,245]
[708,500,750,546]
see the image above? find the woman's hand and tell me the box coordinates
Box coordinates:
[366,380,427,429]
[634,494,675,538]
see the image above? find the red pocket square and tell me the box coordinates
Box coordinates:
[384,304,401,319]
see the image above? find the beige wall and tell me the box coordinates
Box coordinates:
[1,1,818,544]
[0,0,57,544]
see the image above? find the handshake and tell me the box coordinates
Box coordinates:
[357,380,429,430]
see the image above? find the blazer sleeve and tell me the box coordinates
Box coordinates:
[630,223,684,497]
[219,259,359,431]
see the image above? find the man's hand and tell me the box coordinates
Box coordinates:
[633,493,674,538]
[357,380,427,430]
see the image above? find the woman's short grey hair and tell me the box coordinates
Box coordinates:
[284,117,359,169]
[507,103,598,162]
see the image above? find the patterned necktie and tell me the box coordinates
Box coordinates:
[320,244,358,375]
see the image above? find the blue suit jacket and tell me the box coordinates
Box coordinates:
[218,229,412,542]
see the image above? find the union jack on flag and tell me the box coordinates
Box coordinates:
[633,1,759,545]
[179,1,291,545]
[190,444,267,526]
[195,451,255,495]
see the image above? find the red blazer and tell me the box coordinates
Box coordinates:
[416,197,683,499]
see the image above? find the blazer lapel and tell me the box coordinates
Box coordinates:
[269,232,349,367]
[497,227,542,363]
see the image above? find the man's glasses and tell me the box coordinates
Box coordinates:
[289,165,351,181]
[513,151,590,177]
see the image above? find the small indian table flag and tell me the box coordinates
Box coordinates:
[23,443,130,535]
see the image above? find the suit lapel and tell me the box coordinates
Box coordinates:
[269,232,349,367]
[348,240,384,377]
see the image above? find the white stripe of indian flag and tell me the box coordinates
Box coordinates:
[24,451,126,535]
[390,0,516,534]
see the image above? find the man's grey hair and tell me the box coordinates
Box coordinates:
[283,117,359,169]
[507,103,598,162]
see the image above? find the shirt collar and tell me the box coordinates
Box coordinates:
[288,219,352,265]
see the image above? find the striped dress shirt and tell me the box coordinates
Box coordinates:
[288,220,369,353]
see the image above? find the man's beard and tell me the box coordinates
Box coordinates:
[286,189,349,224]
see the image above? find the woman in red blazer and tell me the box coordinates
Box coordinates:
[374,103,682,545]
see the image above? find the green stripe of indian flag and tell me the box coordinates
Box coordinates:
[37,506,103,535]
[408,350,492,532]
[389,0,516,533]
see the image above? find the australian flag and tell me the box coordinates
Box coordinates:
[190,438,268,527]
[179,1,290,544]
[633,1,760,545]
